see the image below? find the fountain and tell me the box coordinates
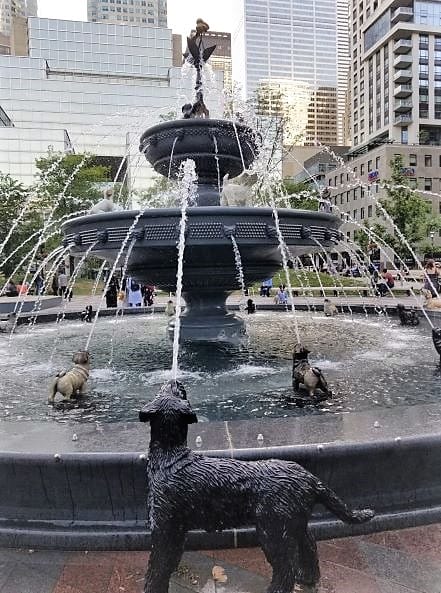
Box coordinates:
[62,27,340,343]
[1,23,441,588]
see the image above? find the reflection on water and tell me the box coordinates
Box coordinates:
[0,312,438,424]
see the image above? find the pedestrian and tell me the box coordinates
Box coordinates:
[4,280,18,297]
[423,259,440,297]
[57,269,68,297]
[51,273,58,296]
[105,277,119,308]
[143,285,154,307]
[127,277,142,307]
[35,272,44,295]
[246,298,256,314]
[377,269,394,296]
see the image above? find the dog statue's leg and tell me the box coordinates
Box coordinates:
[257,520,297,593]
[144,525,186,593]
[295,528,320,593]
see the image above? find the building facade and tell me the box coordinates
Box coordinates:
[87,0,167,27]
[0,17,222,190]
[233,0,350,146]
[324,0,441,251]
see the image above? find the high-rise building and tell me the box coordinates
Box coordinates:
[324,0,441,253]
[0,0,36,36]
[233,0,350,146]
[87,0,167,27]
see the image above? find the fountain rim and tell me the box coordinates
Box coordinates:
[139,117,258,144]
[62,207,341,230]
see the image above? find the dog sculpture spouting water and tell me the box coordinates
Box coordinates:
[48,350,90,403]
[396,304,419,326]
[139,380,374,593]
[292,343,332,405]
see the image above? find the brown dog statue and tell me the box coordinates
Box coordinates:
[48,350,90,403]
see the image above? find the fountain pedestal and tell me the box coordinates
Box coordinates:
[170,290,245,343]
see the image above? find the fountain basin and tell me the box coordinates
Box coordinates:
[0,313,440,548]
[63,207,341,341]
[63,208,340,290]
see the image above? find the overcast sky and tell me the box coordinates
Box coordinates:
[37,0,235,36]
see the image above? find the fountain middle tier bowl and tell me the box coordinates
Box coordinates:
[139,119,259,183]
[62,207,341,291]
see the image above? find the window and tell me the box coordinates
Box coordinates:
[368,159,373,172]
[360,207,365,220]
[375,156,380,169]
[353,209,358,220]
[425,155,432,166]
[409,154,417,166]
[425,178,432,191]
[360,163,365,175]
[368,205,373,217]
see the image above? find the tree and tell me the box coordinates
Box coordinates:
[377,154,441,259]
[133,176,177,208]
[282,180,317,211]
[34,152,111,220]
[0,173,42,277]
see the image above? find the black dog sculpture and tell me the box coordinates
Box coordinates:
[396,304,419,326]
[433,328,441,362]
[292,344,332,405]
[139,381,374,593]
[80,305,93,323]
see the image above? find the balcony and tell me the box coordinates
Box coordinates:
[394,114,413,126]
[394,99,413,112]
[394,54,412,69]
[394,69,412,83]
[394,39,412,53]
[394,84,412,97]
[391,7,414,24]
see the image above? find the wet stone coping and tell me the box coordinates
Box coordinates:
[15,303,441,324]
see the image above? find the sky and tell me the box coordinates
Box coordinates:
[37,0,236,36]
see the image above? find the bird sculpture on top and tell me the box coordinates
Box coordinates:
[182,19,216,120]
[193,18,209,36]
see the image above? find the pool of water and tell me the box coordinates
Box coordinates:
[0,311,439,424]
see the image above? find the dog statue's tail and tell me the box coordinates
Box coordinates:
[315,481,374,524]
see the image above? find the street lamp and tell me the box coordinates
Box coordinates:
[429,230,435,259]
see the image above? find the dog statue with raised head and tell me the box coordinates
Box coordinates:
[90,187,116,214]
[422,288,441,310]
[0,312,16,333]
[396,304,419,326]
[323,299,337,317]
[292,344,332,403]
[48,350,90,403]
[139,381,374,593]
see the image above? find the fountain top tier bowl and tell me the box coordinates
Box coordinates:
[139,119,259,206]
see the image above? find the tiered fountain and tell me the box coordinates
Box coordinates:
[62,26,341,342]
[1,20,441,562]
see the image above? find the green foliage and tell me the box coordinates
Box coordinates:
[282,180,318,211]
[133,176,177,208]
[35,152,110,219]
[377,154,441,258]
[0,172,42,277]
